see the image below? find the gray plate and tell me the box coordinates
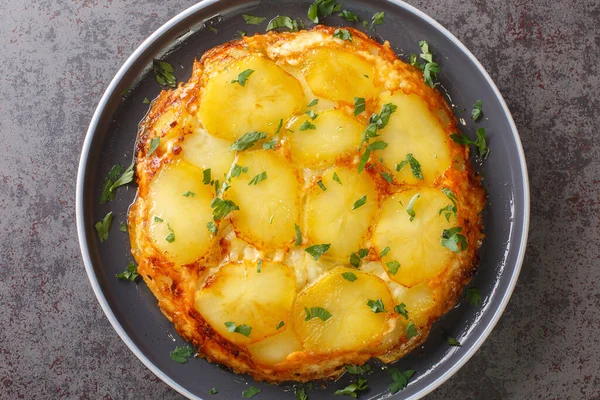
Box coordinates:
[76,0,530,399]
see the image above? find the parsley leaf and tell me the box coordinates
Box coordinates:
[229,164,248,179]
[354,97,365,116]
[349,252,361,268]
[143,97,151,105]
[148,137,160,156]
[466,287,481,306]
[334,377,368,397]
[207,221,218,235]
[308,0,341,23]
[357,248,368,258]
[370,103,397,130]
[119,222,127,232]
[183,191,195,197]
[109,162,135,193]
[299,120,316,131]
[305,243,330,260]
[379,246,390,257]
[441,227,467,252]
[231,69,255,86]
[170,345,194,364]
[202,168,211,184]
[211,198,239,221]
[406,193,420,221]
[307,98,319,107]
[242,386,261,398]
[351,195,367,211]
[242,14,266,25]
[471,100,483,121]
[388,368,415,394]
[339,10,359,22]
[418,41,439,88]
[276,320,285,329]
[116,261,138,282]
[209,388,217,395]
[450,128,490,158]
[447,336,462,346]
[165,224,175,243]
[358,148,371,173]
[367,141,388,151]
[257,258,262,273]
[386,260,400,275]
[230,131,267,151]
[153,216,163,223]
[367,298,386,313]
[263,139,277,150]
[294,224,303,246]
[95,212,112,243]
[248,171,268,185]
[395,153,423,180]
[305,109,318,120]
[394,303,408,319]
[439,187,458,221]
[99,164,123,204]
[405,321,418,339]
[317,180,327,191]
[224,322,252,337]
[381,171,393,184]
[370,11,385,30]
[266,15,300,32]
[295,387,308,400]
[332,172,342,185]
[333,28,352,41]
[153,59,177,87]
[342,272,358,282]
[237,30,246,37]
[345,364,372,375]
[304,306,332,322]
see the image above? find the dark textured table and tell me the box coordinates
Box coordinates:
[1,0,599,399]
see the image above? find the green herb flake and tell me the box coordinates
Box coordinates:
[307,98,319,107]
[165,224,175,243]
[418,40,439,88]
[242,14,266,25]
[119,222,127,232]
[242,386,261,398]
[447,336,462,346]
[305,109,318,120]
[299,120,316,131]
[295,386,308,400]
[99,164,123,204]
[305,243,331,260]
[276,320,285,330]
[339,10,359,22]
[409,53,419,67]
[263,139,277,150]
[379,246,391,257]
[170,345,194,364]
[207,221,218,235]
[153,216,163,223]
[353,97,365,116]
[405,321,418,338]
[209,388,217,395]
[211,198,240,221]
[224,322,252,337]
[362,20,368,28]
[466,287,481,307]
[388,368,415,394]
[332,172,342,185]
[294,224,303,246]
[381,171,393,184]
[304,306,332,322]
[351,195,367,211]
[183,191,195,197]
[95,212,113,243]
[153,59,177,88]
[334,376,368,397]
[367,298,386,313]
[257,258,263,273]
[231,69,255,86]
[358,148,370,173]
[345,364,372,375]
[143,97,151,105]
[230,131,267,151]
[275,118,283,134]
[317,180,327,191]
[394,303,408,319]
[450,128,490,159]
[207,25,217,33]
[441,227,467,252]
[342,272,358,282]
[386,260,400,275]
[395,153,423,180]
[230,164,248,178]
[333,28,352,41]
[308,0,342,23]
[406,193,420,221]
[349,252,361,268]
[248,171,268,185]
[370,11,385,30]
[237,30,246,37]
[471,100,483,121]
[109,162,135,193]
[115,261,138,282]
[266,15,300,32]
[202,168,212,184]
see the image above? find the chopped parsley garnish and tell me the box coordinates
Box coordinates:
[305,243,330,260]
[225,322,252,337]
[95,212,112,243]
[358,141,388,173]
[183,191,195,197]
[354,97,365,116]
[275,118,283,134]
[471,100,483,121]
[147,137,160,156]
[417,40,439,88]
[242,14,266,25]
[406,193,420,221]
[367,298,386,313]
[242,386,261,398]
[308,0,341,23]
[409,53,419,67]
[317,180,327,191]
[405,321,418,338]
[351,195,367,211]
[109,162,135,193]
[439,187,458,221]
[349,253,360,268]
[381,171,393,184]
[170,345,194,364]
[100,164,123,204]
[263,139,277,150]
[332,172,342,185]
[358,248,368,258]
[294,224,303,246]
[153,59,177,87]
[276,320,285,329]
[248,171,268,185]
[207,25,217,33]
[305,109,318,120]
[165,224,175,243]
[466,287,481,306]
[346,364,372,375]
[360,103,397,148]
[334,377,368,397]
[207,221,218,235]
[295,387,308,400]
[266,15,300,32]
[304,307,332,322]
[370,11,385,30]
[333,28,352,41]
[153,216,163,223]
[441,227,467,252]
[231,69,255,86]
[237,30,246,37]
[257,258,262,273]
[230,131,267,151]
[307,98,319,107]
[450,128,490,158]
[379,246,391,257]
[394,303,408,319]
[116,261,138,282]
[395,153,423,180]
[229,164,248,179]
[143,97,151,105]
[342,272,358,282]
[299,120,316,131]
[388,368,415,394]
[211,198,239,220]
[119,222,127,232]
[447,336,462,346]
[339,9,359,22]
[202,168,211,184]
[209,388,217,395]
[386,260,400,275]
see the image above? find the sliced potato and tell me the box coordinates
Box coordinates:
[148,161,213,264]
[226,150,299,249]
[287,109,363,168]
[247,327,303,366]
[305,167,378,258]
[292,267,394,352]
[372,187,455,287]
[198,55,306,141]
[195,261,296,345]
[301,48,379,103]
[180,129,235,181]
[378,91,452,184]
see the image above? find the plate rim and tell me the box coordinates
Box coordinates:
[75,1,530,399]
